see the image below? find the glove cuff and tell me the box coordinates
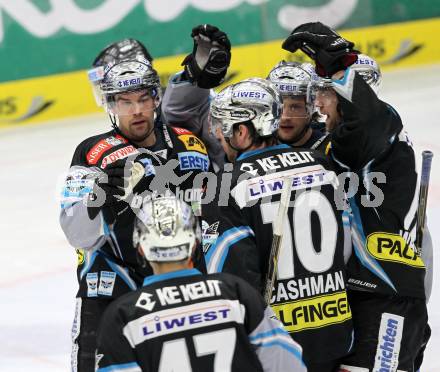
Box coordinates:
[181,52,229,89]
[315,51,358,77]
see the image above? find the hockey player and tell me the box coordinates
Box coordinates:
[87,25,229,169]
[313,53,382,134]
[60,58,209,371]
[203,77,353,371]
[282,21,430,371]
[95,195,306,372]
[267,61,329,152]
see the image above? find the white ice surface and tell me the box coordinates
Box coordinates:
[0,65,439,371]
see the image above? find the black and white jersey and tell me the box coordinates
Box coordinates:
[202,144,353,364]
[60,122,209,299]
[96,269,306,372]
[328,68,428,299]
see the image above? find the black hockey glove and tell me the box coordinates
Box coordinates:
[282,22,358,78]
[181,24,231,89]
[87,159,145,221]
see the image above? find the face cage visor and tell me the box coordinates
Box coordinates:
[87,66,106,107]
[276,82,315,119]
[103,88,161,117]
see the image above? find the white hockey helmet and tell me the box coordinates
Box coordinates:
[99,58,162,114]
[210,77,282,138]
[267,61,318,116]
[133,195,201,262]
[350,53,382,94]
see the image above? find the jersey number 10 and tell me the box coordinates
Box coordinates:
[261,189,339,278]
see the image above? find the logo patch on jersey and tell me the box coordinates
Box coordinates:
[231,165,337,208]
[123,299,244,345]
[373,313,404,372]
[240,162,258,176]
[178,151,210,171]
[202,220,219,254]
[86,135,127,165]
[98,271,116,296]
[86,272,98,297]
[366,232,425,268]
[100,145,139,169]
[63,168,94,200]
[138,158,156,177]
[136,293,156,311]
[347,278,377,290]
[272,291,351,332]
[178,134,207,154]
[171,127,192,135]
[76,249,84,266]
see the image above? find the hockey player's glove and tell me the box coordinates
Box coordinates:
[282,22,358,78]
[87,160,145,221]
[181,24,231,89]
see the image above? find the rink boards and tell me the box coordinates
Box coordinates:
[1,17,440,127]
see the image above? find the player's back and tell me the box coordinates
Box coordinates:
[203,143,353,365]
[96,269,306,372]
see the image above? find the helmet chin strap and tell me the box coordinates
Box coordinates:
[225,136,255,158]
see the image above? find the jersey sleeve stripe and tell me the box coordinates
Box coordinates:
[249,327,289,341]
[97,362,142,372]
[206,226,255,273]
[249,328,302,354]
[104,258,138,291]
[79,250,98,280]
[350,198,397,291]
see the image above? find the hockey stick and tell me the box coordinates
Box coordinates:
[415,150,433,255]
[263,176,293,305]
